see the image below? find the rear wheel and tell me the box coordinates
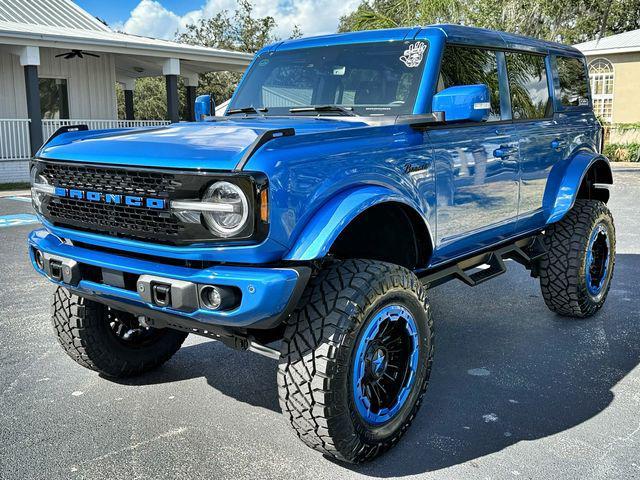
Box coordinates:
[539,199,616,317]
[52,287,188,378]
[278,259,433,463]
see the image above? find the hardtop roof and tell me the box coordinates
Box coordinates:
[261,24,583,58]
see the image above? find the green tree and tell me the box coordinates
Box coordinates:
[117,77,187,121]
[118,1,300,120]
[338,0,640,44]
[176,0,278,108]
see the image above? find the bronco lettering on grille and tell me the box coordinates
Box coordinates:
[53,187,166,209]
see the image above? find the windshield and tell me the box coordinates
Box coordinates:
[228,41,428,117]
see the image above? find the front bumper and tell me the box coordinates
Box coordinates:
[28,229,310,329]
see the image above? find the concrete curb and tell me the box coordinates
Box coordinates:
[611,162,640,169]
[0,190,30,198]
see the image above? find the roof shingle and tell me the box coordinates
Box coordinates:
[0,0,109,32]
[575,28,640,54]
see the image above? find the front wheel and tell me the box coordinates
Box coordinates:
[539,199,616,317]
[278,259,434,463]
[52,287,188,378]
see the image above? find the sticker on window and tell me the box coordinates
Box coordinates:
[578,97,589,106]
[400,42,427,68]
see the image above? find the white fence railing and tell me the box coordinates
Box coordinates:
[0,119,31,160]
[0,119,171,162]
[42,119,170,140]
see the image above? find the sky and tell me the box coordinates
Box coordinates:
[73,0,361,40]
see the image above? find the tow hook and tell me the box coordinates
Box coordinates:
[32,249,80,286]
[49,259,63,281]
[137,275,199,311]
[151,283,172,307]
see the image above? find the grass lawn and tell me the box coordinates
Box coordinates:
[0,182,30,191]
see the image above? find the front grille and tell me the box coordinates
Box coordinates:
[34,159,267,245]
[36,161,203,244]
[47,198,183,239]
[41,162,180,196]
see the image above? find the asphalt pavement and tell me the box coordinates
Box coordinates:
[1,164,639,480]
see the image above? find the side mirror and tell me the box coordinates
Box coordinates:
[432,84,491,123]
[195,94,216,121]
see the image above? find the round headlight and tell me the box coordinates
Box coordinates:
[202,181,249,237]
[30,166,48,213]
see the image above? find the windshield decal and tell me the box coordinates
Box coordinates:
[400,42,427,68]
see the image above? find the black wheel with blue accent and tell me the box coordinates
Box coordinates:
[540,199,615,317]
[51,287,188,378]
[353,305,420,425]
[278,259,433,463]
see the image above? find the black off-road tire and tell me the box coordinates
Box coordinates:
[52,287,188,378]
[539,199,616,317]
[278,259,434,463]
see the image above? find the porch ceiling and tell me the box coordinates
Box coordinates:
[0,20,253,72]
[115,54,243,80]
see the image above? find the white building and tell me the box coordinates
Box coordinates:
[0,0,252,183]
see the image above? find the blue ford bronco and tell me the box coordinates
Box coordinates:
[28,25,615,462]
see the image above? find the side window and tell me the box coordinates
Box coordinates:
[438,46,501,121]
[506,52,552,120]
[556,56,589,107]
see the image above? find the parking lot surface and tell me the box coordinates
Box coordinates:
[1,164,639,480]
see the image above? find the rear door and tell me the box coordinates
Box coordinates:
[505,51,565,231]
[429,45,520,264]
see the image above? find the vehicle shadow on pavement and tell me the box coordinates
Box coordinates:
[110,337,281,412]
[111,254,639,475]
[347,253,640,476]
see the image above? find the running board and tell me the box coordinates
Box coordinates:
[419,236,546,289]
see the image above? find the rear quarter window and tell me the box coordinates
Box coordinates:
[556,56,590,107]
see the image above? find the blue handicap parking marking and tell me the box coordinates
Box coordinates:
[0,214,40,228]
[5,196,33,203]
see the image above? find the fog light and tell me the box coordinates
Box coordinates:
[202,286,222,309]
[34,249,45,270]
[199,285,239,311]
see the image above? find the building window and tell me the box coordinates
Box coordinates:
[39,78,69,119]
[588,58,614,122]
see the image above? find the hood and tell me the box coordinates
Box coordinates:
[37,117,370,170]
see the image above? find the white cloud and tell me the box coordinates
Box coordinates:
[118,0,361,41]
[119,0,183,39]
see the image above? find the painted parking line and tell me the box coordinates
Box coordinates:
[5,196,32,203]
[0,214,40,228]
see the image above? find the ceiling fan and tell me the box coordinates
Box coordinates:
[55,49,100,60]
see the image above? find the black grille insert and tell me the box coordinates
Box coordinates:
[37,161,194,243]
[34,159,268,245]
[41,162,180,196]
[47,198,183,238]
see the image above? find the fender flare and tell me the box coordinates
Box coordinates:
[544,150,613,224]
[284,185,433,261]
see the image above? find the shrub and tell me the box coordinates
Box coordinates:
[603,143,640,162]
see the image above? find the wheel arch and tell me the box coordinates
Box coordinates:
[283,185,433,269]
[544,149,613,225]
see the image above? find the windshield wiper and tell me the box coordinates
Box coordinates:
[227,106,268,116]
[289,105,356,116]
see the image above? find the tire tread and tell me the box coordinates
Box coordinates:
[278,259,433,463]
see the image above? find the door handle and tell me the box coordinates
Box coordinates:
[551,138,567,150]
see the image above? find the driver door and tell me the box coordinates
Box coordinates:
[428,45,520,264]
